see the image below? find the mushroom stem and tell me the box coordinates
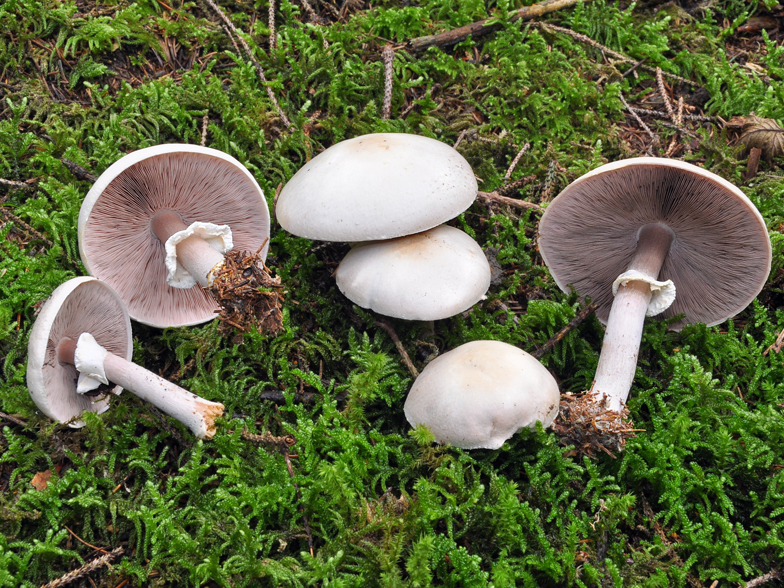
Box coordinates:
[57,335,224,439]
[150,210,225,287]
[591,223,674,411]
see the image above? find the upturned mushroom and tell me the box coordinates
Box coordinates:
[404,340,560,449]
[335,225,491,321]
[538,158,771,452]
[79,144,282,331]
[276,133,478,242]
[27,277,224,439]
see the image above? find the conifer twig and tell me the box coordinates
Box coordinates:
[0,411,27,427]
[619,94,658,152]
[201,113,209,146]
[476,190,543,211]
[743,570,781,588]
[503,143,530,182]
[41,547,124,588]
[0,177,33,189]
[381,45,394,120]
[0,208,54,248]
[655,67,678,126]
[534,24,699,87]
[61,158,97,183]
[407,0,594,51]
[203,0,292,128]
[629,107,717,123]
[269,0,277,49]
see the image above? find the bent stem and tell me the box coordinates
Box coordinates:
[57,336,224,439]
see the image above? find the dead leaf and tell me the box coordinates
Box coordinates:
[740,115,784,161]
[31,470,52,491]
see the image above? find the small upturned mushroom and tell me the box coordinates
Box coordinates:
[404,340,560,450]
[335,225,491,321]
[276,133,478,242]
[79,144,281,330]
[27,277,224,439]
[538,158,771,451]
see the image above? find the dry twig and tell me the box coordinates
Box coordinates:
[532,303,597,360]
[203,0,292,128]
[408,0,595,51]
[375,320,419,377]
[241,429,297,448]
[655,67,678,125]
[620,94,657,153]
[381,45,394,120]
[200,113,209,146]
[742,570,781,588]
[476,190,543,211]
[503,143,530,182]
[0,178,34,189]
[41,547,124,588]
[269,0,277,49]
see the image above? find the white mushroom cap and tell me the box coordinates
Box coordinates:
[404,340,560,450]
[78,144,270,328]
[27,277,133,427]
[276,133,478,241]
[335,225,491,321]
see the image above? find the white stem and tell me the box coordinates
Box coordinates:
[58,336,224,439]
[151,210,225,287]
[590,223,674,412]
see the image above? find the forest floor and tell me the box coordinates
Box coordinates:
[2,0,784,585]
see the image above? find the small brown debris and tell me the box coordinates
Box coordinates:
[31,470,52,491]
[552,391,639,458]
[208,247,285,337]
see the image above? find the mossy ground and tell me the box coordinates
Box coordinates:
[2,0,784,585]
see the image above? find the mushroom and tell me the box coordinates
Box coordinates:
[538,158,771,449]
[275,133,478,242]
[404,340,560,449]
[335,225,491,320]
[78,144,280,329]
[27,277,224,439]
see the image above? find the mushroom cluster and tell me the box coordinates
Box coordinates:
[538,157,771,453]
[276,133,492,321]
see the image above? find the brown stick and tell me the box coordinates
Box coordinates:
[745,147,762,181]
[200,113,209,146]
[408,0,591,51]
[503,143,530,182]
[41,547,124,588]
[381,45,394,120]
[375,320,419,377]
[202,0,292,128]
[476,190,543,211]
[61,158,97,183]
[532,303,597,360]
[743,570,781,588]
[0,411,27,427]
[0,178,34,189]
[620,94,657,153]
[63,525,109,554]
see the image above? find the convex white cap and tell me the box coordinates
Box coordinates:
[276,133,478,241]
[336,225,491,320]
[404,340,560,450]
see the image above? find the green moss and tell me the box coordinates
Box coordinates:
[2,0,784,585]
